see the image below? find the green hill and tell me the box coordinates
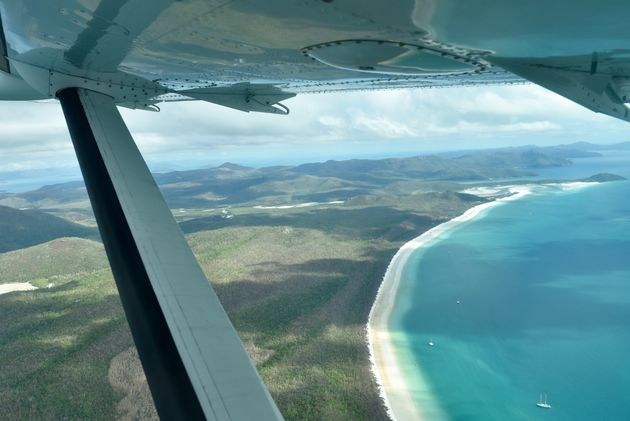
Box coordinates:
[0,205,98,253]
[0,237,107,283]
[0,146,578,212]
[452,149,571,169]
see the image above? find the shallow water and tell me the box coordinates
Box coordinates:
[391,177,630,420]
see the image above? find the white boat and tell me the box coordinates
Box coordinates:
[428,339,434,347]
[536,393,551,409]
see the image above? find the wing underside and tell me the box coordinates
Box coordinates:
[2,0,629,121]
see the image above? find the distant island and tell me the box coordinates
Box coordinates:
[581,173,626,182]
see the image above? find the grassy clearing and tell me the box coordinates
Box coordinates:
[0,268,132,420]
[0,237,107,284]
[187,224,397,420]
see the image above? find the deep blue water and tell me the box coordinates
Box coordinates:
[391,155,630,420]
[532,149,630,180]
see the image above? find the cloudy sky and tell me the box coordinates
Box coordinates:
[0,83,628,191]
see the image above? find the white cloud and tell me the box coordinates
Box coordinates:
[424,119,561,135]
[0,83,628,177]
[318,115,345,130]
[352,113,417,138]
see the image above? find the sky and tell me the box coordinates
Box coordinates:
[0,83,628,191]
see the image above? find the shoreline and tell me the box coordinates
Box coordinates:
[367,181,598,420]
[366,184,537,420]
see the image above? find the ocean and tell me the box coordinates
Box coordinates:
[388,151,630,420]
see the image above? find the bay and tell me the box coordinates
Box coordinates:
[390,158,630,420]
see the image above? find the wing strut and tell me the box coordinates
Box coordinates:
[57,88,283,421]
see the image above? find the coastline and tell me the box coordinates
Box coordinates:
[367,185,534,420]
[367,181,600,420]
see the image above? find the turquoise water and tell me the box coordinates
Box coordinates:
[391,164,630,419]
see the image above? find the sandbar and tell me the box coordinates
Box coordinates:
[0,282,38,295]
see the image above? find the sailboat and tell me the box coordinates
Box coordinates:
[536,393,552,409]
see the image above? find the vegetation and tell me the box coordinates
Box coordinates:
[0,237,107,284]
[1,148,616,420]
[0,263,128,420]
[0,205,97,253]
[0,189,480,420]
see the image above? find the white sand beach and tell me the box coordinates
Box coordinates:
[367,185,534,420]
[0,282,38,295]
[553,181,595,191]
[464,181,596,198]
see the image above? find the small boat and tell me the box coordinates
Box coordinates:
[456,299,461,304]
[536,393,551,409]
[428,339,434,347]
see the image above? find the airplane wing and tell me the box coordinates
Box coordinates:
[3,0,629,120]
[3,0,630,118]
[1,1,629,420]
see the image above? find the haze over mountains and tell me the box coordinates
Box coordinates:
[0,205,97,253]
[0,142,624,254]
[0,143,607,209]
